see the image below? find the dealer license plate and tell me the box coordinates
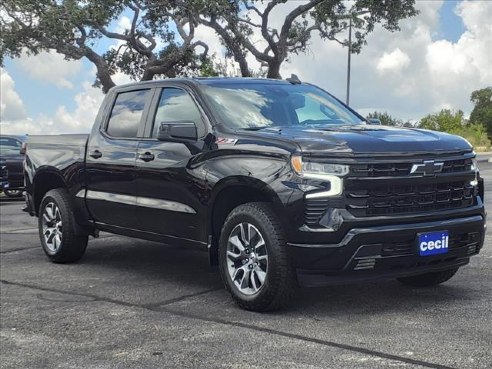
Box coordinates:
[418,231,449,256]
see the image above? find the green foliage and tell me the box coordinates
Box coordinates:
[418,109,491,152]
[418,109,465,132]
[469,87,492,140]
[366,111,403,126]
[1,0,214,92]
[450,124,491,152]
[180,0,419,78]
[1,0,418,90]
[198,57,219,77]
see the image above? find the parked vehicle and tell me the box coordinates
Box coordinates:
[0,159,8,193]
[24,77,486,311]
[0,135,27,197]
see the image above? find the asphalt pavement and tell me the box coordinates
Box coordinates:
[1,163,491,369]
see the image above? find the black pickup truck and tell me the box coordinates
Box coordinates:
[24,77,486,311]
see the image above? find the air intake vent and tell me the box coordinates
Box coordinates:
[304,198,330,226]
[354,258,376,271]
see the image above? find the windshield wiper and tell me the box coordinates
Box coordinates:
[241,126,270,131]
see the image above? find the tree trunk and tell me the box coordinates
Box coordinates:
[237,55,251,77]
[266,60,282,79]
[84,48,115,94]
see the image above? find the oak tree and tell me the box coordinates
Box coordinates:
[1,0,210,93]
[173,0,419,78]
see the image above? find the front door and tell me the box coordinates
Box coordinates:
[85,88,152,228]
[135,87,209,243]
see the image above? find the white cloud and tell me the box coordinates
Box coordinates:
[377,48,411,72]
[0,68,27,121]
[15,51,83,89]
[115,16,132,34]
[277,0,492,120]
[1,77,103,135]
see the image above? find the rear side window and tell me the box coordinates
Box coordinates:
[106,89,150,138]
[152,88,205,138]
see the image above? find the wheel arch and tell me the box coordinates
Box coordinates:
[207,176,284,265]
[32,168,68,216]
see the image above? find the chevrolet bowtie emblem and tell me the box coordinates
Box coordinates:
[410,160,444,176]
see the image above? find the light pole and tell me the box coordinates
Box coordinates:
[346,17,352,106]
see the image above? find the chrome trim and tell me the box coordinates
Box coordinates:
[410,160,444,176]
[137,196,196,214]
[87,190,136,206]
[84,190,196,214]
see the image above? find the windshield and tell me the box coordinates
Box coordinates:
[202,82,364,130]
[0,137,22,155]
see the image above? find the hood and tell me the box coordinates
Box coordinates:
[253,125,472,157]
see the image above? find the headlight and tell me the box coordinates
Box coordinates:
[291,154,348,198]
[471,158,479,172]
[471,158,479,186]
[291,155,349,177]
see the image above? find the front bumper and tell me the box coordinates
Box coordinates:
[288,215,485,287]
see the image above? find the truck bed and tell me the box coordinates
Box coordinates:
[26,134,89,171]
[24,134,90,214]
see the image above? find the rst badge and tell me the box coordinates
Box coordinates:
[418,231,449,256]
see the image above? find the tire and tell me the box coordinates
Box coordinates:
[4,189,23,198]
[38,188,88,263]
[219,202,295,311]
[396,268,459,287]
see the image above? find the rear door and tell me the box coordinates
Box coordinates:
[85,88,153,228]
[135,86,209,242]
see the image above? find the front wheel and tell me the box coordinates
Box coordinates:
[39,188,88,263]
[396,268,459,287]
[219,202,295,311]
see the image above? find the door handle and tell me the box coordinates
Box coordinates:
[89,150,102,159]
[139,152,155,162]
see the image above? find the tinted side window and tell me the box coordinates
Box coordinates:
[106,89,150,138]
[152,88,205,137]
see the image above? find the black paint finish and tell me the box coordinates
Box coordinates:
[23,78,486,284]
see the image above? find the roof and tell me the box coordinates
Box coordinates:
[193,77,293,85]
[113,76,296,91]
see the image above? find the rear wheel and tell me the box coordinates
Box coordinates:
[4,189,23,198]
[397,268,459,287]
[219,202,295,311]
[39,189,88,263]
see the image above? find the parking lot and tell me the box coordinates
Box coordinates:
[1,162,491,369]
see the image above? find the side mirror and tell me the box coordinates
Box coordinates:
[157,121,198,142]
[367,118,382,125]
[20,142,27,155]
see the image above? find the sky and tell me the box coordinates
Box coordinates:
[1,0,492,135]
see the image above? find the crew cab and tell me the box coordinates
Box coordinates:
[24,77,486,311]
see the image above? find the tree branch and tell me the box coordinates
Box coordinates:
[279,0,325,51]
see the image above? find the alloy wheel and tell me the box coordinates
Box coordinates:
[42,202,63,253]
[226,222,268,295]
